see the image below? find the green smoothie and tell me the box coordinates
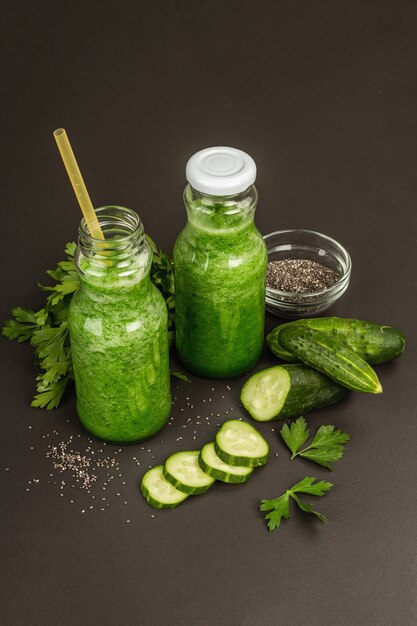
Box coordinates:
[68,207,171,443]
[174,182,267,378]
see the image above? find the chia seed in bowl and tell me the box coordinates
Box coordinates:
[263,229,352,319]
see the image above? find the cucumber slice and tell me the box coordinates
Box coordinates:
[241,366,291,421]
[163,450,215,495]
[141,465,189,509]
[215,420,269,467]
[198,442,254,483]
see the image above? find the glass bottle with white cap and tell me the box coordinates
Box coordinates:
[174,147,267,378]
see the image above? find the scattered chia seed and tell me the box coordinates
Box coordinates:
[266,259,339,293]
[46,442,97,490]
[21,379,247,523]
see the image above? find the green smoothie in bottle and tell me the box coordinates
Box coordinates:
[174,147,267,378]
[68,206,171,442]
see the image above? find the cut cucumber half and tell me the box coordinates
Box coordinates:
[198,442,254,483]
[215,420,269,467]
[163,450,215,495]
[240,364,348,421]
[241,366,291,421]
[141,465,189,509]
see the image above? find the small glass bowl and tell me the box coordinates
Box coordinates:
[264,229,352,319]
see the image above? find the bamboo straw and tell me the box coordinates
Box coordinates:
[53,128,104,240]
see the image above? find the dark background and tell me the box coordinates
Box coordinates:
[1,1,416,624]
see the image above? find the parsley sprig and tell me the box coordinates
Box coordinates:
[2,243,77,409]
[280,417,350,470]
[260,476,333,531]
[2,237,180,409]
[145,235,175,350]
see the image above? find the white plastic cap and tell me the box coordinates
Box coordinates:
[185,146,257,196]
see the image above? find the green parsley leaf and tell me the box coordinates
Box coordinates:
[50,297,71,325]
[310,424,350,448]
[289,493,328,523]
[39,274,80,305]
[31,323,69,365]
[280,416,309,457]
[146,234,175,349]
[260,476,333,532]
[298,446,344,469]
[2,319,37,342]
[65,242,77,257]
[290,475,333,496]
[2,242,78,409]
[1,307,45,342]
[170,371,191,382]
[31,376,70,410]
[280,417,350,470]
[260,493,291,531]
[11,307,38,324]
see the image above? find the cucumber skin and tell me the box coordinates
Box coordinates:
[241,364,349,421]
[162,465,214,495]
[279,327,382,394]
[214,441,269,468]
[141,482,187,509]
[198,453,253,484]
[267,317,405,365]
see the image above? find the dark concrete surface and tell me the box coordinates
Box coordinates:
[1,2,416,624]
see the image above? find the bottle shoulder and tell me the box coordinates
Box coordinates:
[175,220,265,250]
[174,223,267,276]
[69,280,167,323]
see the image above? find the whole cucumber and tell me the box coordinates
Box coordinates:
[279,326,383,394]
[267,317,405,364]
[241,363,349,421]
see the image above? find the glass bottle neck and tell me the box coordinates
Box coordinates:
[183,184,257,237]
[75,206,152,296]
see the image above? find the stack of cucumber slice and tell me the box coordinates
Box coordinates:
[141,420,269,509]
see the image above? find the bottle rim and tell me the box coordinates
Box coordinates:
[80,205,143,239]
